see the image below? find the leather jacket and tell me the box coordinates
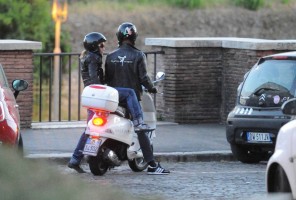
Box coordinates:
[105,43,153,101]
[80,51,104,87]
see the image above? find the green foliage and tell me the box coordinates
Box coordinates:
[281,0,290,4]
[232,0,265,10]
[0,0,71,53]
[0,0,72,80]
[165,0,204,8]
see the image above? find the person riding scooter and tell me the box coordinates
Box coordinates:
[68,32,151,173]
[105,22,170,175]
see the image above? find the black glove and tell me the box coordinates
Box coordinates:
[148,87,158,94]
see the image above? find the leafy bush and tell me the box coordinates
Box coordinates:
[233,0,265,10]
[165,0,204,8]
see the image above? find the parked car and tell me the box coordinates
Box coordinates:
[226,51,296,163]
[0,64,28,151]
[266,97,296,199]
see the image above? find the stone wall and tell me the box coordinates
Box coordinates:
[146,38,296,124]
[0,40,42,128]
[2,38,295,127]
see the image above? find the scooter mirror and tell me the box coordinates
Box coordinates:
[156,72,165,80]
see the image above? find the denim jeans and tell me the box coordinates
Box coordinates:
[116,87,144,126]
[69,109,94,165]
[116,87,154,163]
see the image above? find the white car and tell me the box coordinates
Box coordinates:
[266,98,296,199]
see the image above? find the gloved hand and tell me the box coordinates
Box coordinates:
[148,87,158,94]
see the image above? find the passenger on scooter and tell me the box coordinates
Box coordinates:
[105,22,170,175]
[68,32,150,173]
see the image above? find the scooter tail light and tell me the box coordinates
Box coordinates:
[0,101,5,122]
[92,116,107,126]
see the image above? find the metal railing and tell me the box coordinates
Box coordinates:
[33,51,164,122]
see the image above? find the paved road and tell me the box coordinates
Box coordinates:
[56,161,290,200]
[22,123,232,162]
[21,123,290,200]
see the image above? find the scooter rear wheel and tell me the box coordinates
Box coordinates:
[88,155,108,176]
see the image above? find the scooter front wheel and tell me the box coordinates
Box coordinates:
[128,157,148,172]
[88,155,108,176]
[128,144,152,172]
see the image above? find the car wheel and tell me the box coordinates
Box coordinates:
[273,166,291,192]
[230,144,261,163]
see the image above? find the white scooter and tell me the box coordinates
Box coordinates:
[81,72,165,176]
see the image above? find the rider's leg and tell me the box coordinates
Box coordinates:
[68,109,95,173]
[116,87,144,126]
[136,131,154,164]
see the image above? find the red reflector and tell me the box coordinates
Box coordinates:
[90,135,100,140]
[272,56,288,60]
[89,85,106,89]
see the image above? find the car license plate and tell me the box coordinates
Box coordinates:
[83,138,101,156]
[246,132,271,143]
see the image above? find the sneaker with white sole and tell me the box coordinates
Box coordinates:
[147,163,170,175]
[134,123,154,132]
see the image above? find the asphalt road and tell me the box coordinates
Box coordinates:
[22,123,230,156]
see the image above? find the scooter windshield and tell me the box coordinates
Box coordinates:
[239,59,296,107]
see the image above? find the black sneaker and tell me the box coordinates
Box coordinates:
[134,123,154,132]
[147,163,170,175]
[67,162,86,173]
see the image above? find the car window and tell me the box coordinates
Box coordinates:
[239,60,296,107]
[0,65,9,88]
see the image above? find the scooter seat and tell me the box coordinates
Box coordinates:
[113,106,127,117]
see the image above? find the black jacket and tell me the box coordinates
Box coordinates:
[80,51,104,87]
[105,43,153,101]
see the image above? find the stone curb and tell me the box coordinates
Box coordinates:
[30,121,178,129]
[25,151,235,164]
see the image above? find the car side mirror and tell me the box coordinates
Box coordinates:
[281,98,296,115]
[12,79,28,99]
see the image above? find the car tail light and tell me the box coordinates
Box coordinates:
[0,101,5,121]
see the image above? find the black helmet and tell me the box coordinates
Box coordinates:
[83,32,106,52]
[116,22,138,45]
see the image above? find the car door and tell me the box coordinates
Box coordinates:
[0,65,20,143]
[293,131,296,179]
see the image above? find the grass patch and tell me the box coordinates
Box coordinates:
[70,0,293,10]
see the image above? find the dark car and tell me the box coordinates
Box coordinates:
[226,51,296,163]
[0,64,28,151]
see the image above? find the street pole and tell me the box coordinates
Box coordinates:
[52,0,67,120]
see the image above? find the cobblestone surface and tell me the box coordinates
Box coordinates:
[56,161,288,200]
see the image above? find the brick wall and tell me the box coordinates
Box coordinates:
[146,38,296,124]
[156,47,223,123]
[0,40,41,128]
[0,50,34,128]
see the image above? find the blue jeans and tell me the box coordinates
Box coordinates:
[116,87,154,163]
[116,87,144,126]
[69,109,94,165]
